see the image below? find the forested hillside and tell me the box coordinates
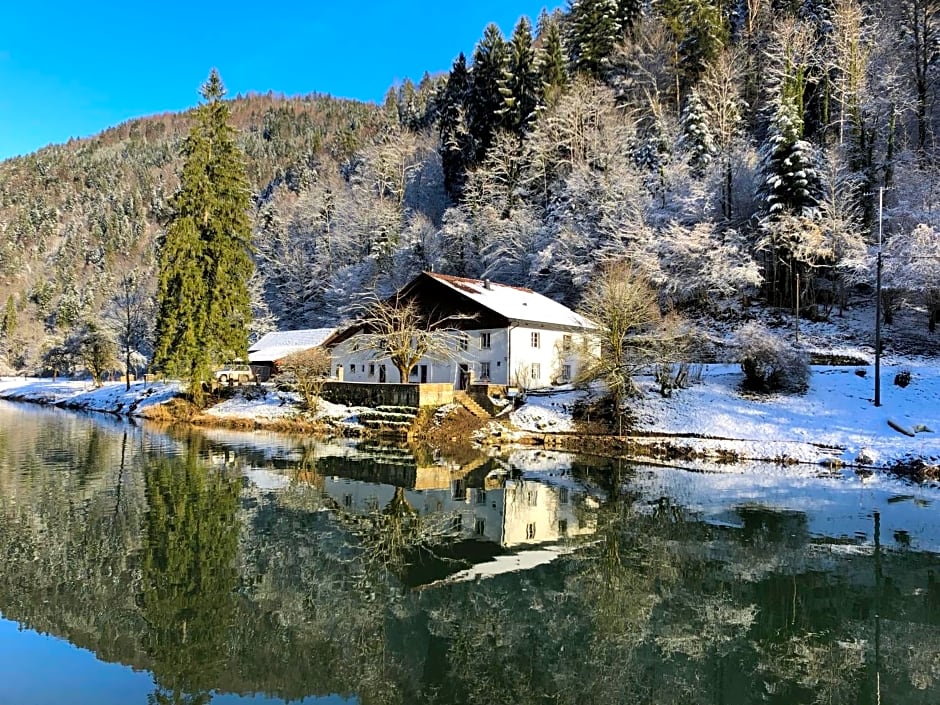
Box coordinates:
[2,0,939,373]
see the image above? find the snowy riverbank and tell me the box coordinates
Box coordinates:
[508,361,939,475]
[2,360,939,477]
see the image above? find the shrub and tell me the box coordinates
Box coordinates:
[654,362,704,397]
[894,369,912,388]
[736,322,809,393]
[279,347,331,411]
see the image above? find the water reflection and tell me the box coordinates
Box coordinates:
[0,400,939,704]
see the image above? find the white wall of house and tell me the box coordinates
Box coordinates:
[331,326,598,389]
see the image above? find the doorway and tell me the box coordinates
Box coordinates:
[457,364,469,390]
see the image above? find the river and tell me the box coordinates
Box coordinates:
[0,399,938,704]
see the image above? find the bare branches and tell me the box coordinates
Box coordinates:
[576,261,690,409]
[351,293,473,383]
[279,347,332,411]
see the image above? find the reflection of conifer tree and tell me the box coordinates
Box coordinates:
[140,446,240,698]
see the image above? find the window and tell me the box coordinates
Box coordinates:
[530,363,541,380]
[480,361,491,380]
[531,331,540,348]
[526,489,538,506]
[343,494,353,508]
[559,487,570,504]
[480,332,491,349]
[451,514,463,532]
[452,479,466,501]
[475,518,486,535]
[562,334,572,352]
[349,364,356,373]
[526,522,536,539]
[458,334,468,351]
[368,363,375,377]
[476,489,487,505]
[558,519,568,534]
[561,364,571,382]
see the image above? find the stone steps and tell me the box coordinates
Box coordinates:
[454,391,491,419]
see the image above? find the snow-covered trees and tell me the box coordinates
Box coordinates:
[882,223,940,331]
[678,89,716,175]
[567,0,623,79]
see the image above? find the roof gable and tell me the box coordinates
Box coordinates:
[248,328,335,362]
[422,273,597,330]
[324,273,598,349]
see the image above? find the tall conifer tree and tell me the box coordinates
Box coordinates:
[439,53,474,202]
[567,0,622,80]
[499,17,541,136]
[153,70,253,396]
[536,12,570,107]
[469,24,510,161]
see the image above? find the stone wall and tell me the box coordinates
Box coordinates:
[321,382,454,408]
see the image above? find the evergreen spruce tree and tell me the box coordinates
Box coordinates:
[678,0,728,85]
[616,0,644,37]
[567,0,622,80]
[152,70,253,397]
[536,12,570,108]
[438,53,475,202]
[679,89,717,175]
[468,24,510,161]
[499,17,541,136]
[759,97,822,218]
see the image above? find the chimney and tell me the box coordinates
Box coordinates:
[483,278,492,290]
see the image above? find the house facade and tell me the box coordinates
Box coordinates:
[326,273,599,390]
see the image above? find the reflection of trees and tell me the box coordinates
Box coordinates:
[140,446,240,700]
[4,402,940,705]
[348,486,456,579]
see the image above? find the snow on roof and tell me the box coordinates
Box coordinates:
[248,328,335,363]
[426,273,598,330]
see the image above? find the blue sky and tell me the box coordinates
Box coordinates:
[0,1,564,161]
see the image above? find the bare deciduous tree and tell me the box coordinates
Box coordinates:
[352,294,471,383]
[279,347,332,411]
[576,261,690,420]
[67,321,118,388]
[108,270,153,390]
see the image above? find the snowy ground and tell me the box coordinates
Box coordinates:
[0,377,374,429]
[507,360,940,471]
[631,361,940,469]
[4,345,939,474]
[0,377,181,415]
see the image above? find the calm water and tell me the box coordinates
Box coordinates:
[0,399,938,705]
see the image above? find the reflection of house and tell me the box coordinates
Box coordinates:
[248,328,334,382]
[325,272,599,390]
[322,470,598,548]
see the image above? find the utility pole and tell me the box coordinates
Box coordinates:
[794,270,800,343]
[874,188,883,407]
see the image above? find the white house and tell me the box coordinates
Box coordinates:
[248,328,335,382]
[325,272,599,389]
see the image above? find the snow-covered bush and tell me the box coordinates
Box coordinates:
[736,322,809,393]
